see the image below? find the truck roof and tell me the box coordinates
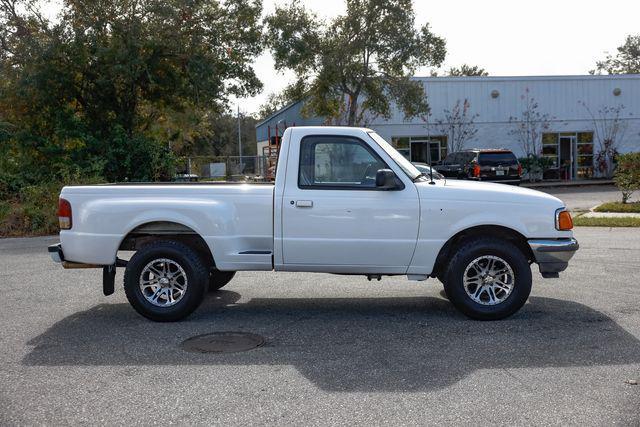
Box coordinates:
[287,126,375,133]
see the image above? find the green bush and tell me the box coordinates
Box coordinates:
[0,176,106,237]
[0,201,10,223]
[614,152,640,203]
[517,155,555,181]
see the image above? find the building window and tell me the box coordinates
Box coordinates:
[541,132,594,179]
[391,136,447,163]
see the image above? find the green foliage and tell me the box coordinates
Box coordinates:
[613,152,640,203]
[593,34,640,75]
[1,182,63,236]
[0,0,263,183]
[431,64,488,77]
[264,0,446,126]
[594,202,640,213]
[0,0,264,235]
[0,174,106,236]
[257,80,308,121]
[518,155,554,181]
[0,201,10,223]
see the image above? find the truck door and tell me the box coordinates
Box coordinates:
[277,131,420,273]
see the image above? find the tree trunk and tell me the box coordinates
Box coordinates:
[347,94,358,127]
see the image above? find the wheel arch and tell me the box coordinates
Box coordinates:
[118,221,215,268]
[432,224,533,279]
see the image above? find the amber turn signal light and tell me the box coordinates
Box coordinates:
[556,210,573,231]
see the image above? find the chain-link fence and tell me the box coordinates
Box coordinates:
[175,156,274,182]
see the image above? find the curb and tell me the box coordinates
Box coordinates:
[521,180,614,189]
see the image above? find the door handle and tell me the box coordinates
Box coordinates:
[295,200,313,208]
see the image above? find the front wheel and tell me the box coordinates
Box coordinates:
[124,240,209,322]
[443,238,532,320]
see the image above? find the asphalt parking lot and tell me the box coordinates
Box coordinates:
[539,184,633,211]
[1,187,639,425]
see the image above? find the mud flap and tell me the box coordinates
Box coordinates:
[103,265,116,296]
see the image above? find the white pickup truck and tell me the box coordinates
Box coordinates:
[49,126,578,322]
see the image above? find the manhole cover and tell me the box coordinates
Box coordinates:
[181,332,265,354]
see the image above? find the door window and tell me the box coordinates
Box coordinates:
[298,136,387,189]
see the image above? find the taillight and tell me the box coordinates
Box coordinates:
[58,198,72,229]
[473,164,481,177]
[556,209,573,231]
[517,163,523,176]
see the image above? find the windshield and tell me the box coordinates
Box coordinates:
[367,132,421,180]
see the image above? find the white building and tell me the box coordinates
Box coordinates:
[256,74,640,180]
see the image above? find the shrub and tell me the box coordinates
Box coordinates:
[0,175,106,237]
[518,155,555,182]
[614,152,640,203]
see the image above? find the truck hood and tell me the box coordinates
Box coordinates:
[418,179,565,209]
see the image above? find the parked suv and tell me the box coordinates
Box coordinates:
[435,149,522,184]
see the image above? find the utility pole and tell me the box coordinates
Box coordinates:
[237,104,243,174]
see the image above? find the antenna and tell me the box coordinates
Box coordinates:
[426,140,435,185]
[424,118,435,185]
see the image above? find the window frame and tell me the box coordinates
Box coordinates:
[297,134,403,191]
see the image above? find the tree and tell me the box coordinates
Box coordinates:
[264,0,446,126]
[256,80,307,121]
[0,0,264,183]
[592,34,640,74]
[508,89,552,156]
[579,102,630,178]
[614,153,640,204]
[434,99,479,152]
[434,64,488,77]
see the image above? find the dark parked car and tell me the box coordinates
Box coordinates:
[435,149,522,184]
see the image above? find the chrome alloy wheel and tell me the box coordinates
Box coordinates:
[463,255,515,305]
[139,258,188,307]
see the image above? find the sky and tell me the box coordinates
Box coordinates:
[239,0,639,115]
[42,0,640,115]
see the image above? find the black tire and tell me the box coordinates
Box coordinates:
[208,270,236,292]
[443,237,531,320]
[124,240,209,322]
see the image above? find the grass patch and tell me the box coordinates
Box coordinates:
[594,202,640,213]
[574,215,640,227]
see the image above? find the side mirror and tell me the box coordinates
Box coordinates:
[376,169,399,190]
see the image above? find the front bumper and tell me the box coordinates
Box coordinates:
[528,238,579,277]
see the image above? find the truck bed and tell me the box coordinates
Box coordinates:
[59,183,275,270]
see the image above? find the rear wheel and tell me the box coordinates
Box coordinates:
[208,270,236,292]
[443,238,531,320]
[124,240,208,322]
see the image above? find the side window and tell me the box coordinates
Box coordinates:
[299,136,388,189]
